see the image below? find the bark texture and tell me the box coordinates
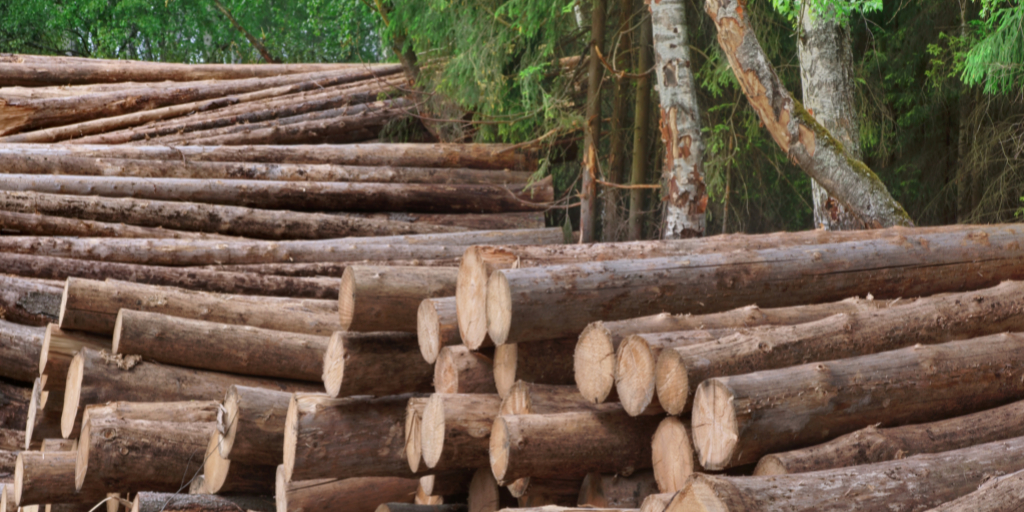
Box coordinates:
[925,468,1024,512]
[0,320,44,383]
[579,0,606,242]
[419,297,464,364]
[0,275,62,327]
[323,331,434,397]
[275,470,418,512]
[132,492,274,512]
[420,394,502,471]
[493,339,576,398]
[218,385,292,466]
[0,210,238,240]
[340,266,458,332]
[577,471,658,509]
[433,346,496,395]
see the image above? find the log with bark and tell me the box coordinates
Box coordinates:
[577,471,658,509]
[419,297,467,364]
[217,385,291,466]
[62,347,319,439]
[0,210,239,239]
[1,252,340,299]
[200,433,276,495]
[493,339,576,398]
[656,279,1024,415]
[340,266,459,332]
[379,505,466,512]
[26,376,69,449]
[131,492,275,512]
[489,409,660,484]
[284,393,427,481]
[574,295,886,404]
[207,260,458,278]
[754,399,1024,476]
[924,468,1024,512]
[14,450,107,507]
[0,429,24,451]
[486,224,1024,346]
[0,227,563,266]
[433,346,496,395]
[75,401,219,493]
[59,278,340,336]
[0,381,30,432]
[275,465,418,512]
[0,320,44,383]
[39,325,110,392]
[671,436,1024,512]
[420,393,502,472]
[649,417,697,493]
[467,467,516,512]
[691,333,1024,471]
[0,274,62,327]
[323,331,434,397]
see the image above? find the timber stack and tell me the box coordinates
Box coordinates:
[2,54,1024,512]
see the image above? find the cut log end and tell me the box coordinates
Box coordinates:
[651,416,695,493]
[57,280,70,328]
[110,310,125,354]
[218,386,241,459]
[419,299,443,364]
[498,381,530,416]
[492,344,517,399]
[275,465,288,512]
[282,396,300,482]
[421,394,447,468]
[39,326,52,379]
[615,336,656,417]
[456,247,489,350]
[338,269,356,331]
[671,475,736,512]
[25,378,43,450]
[691,380,739,472]
[655,348,690,416]
[433,347,459,395]
[202,432,231,494]
[61,353,85,439]
[468,467,502,512]
[12,454,24,507]
[74,416,90,491]
[485,272,512,346]
[574,322,616,404]
[751,455,787,476]
[488,416,510,483]
[322,332,346,397]
[406,398,426,473]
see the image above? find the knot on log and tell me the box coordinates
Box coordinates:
[99,350,142,370]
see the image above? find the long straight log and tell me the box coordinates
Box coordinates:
[433,346,496,395]
[0,275,62,327]
[0,191,463,240]
[381,212,543,231]
[925,468,1024,512]
[755,399,1024,476]
[62,347,319,438]
[1,253,339,299]
[14,451,106,506]
[0,155,531,185]
[207,260,458,278]
[275,465,418,512]
[420,394,502,471]
[0,320,44,383]
[322,331,433,397]
[340,267,459,332]
[113,309,329,381]
[672,436,1024,512]
[692,333,1024,470]
[284,393,427,481]
[201,433,276,495]
[419,298,467,364]
[658,279,1024,415]
[0,429,24,451]
[132,492,274,512]
[577,472,658,509]
[650,417,697,494]
[0,211,239,239]
[489,410,660,485]
[457,226,956,349]
[218,386,291,466]
[574,295,886,405]
[487,224,1024,346]
[493,339,575,398]
[59,278,340,336]
[0,143,532,170]
[75,401,218,493]
[39,325,110,392]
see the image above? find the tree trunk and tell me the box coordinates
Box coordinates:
[132,492,274,512]
[420,394,502,471]
[0,275,62,327]
[755,398,1024,476]
[925,468,1024,512]
[0,320,44,383]
[323,331,434,397]
[209,259,458,278]
[703,0,912,227]
[284,393,428,481]
[419,297,466,364]
[574,295,885,404]
[14,451,106,506]
[602,0,634,242]
[59,278,340,336]
[433,346,496,395]
[493,339,576,398]
[201,433,276,495]
[500,383,622,417]
[40,326,111,392]
[485,224,1024,346]
[0,211,239,240]
[276,468,417,512]
[62,347,319,439]
[112,309,329,382]
[652,0,706,238]
[340,266,459,332]
[657,279,1024,415]
[580,0,607,243]
[75,401,219,493]
[0,228,562,266]
[490,410,660,484]
[218,385,291,466]
[673,436,1024,512]
[0,142,533,170]
[628,11,653,241]
[798,6,865,230]
[692,333,1024,470]
[649,417,697,493]
[577,471,658,508]
[0,252,340,299]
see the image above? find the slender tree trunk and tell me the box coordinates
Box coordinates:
[581,0,607,242]
[602,0,634,241]
[212,0,280,63]
[652,0,706,239]
[704,0,913,227]
[798,5,865,230]
[628,10,653,240]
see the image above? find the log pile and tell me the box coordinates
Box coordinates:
[4,55,1024,512]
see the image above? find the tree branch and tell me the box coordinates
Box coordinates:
[212,0,280,64]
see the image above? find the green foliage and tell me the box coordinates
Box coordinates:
[961,1,1024,95]
[768,0,882,26]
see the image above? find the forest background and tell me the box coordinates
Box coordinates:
[2,0,1021,239]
